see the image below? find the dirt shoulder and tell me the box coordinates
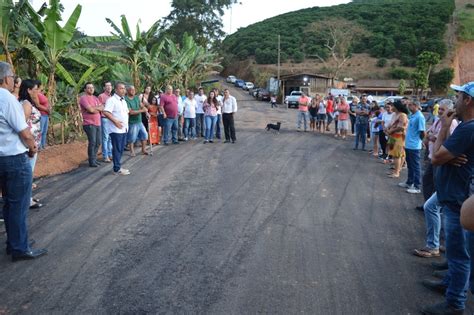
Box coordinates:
[34,142,88,178]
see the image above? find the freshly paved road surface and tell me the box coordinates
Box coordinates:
[1,82,471,314]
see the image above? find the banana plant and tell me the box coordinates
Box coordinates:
[23,0,114,107]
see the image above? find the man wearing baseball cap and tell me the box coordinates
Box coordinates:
[421,82,474,314]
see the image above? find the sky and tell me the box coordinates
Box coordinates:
[30,0,351,36]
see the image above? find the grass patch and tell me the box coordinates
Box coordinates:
[457,9,474,41]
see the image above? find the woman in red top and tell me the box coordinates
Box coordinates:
[326,96,334,132]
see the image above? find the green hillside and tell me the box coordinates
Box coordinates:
[222,0,455,67]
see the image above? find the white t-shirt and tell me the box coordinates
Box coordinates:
[195,94,207,114]
[104,94,129,134]
[216,95,223,115]
[318,101,326,114]
[183,98,197,118]
[381,112,394,129]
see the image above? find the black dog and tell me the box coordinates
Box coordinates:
[266,122,281,133]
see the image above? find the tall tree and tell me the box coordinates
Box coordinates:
[162,0,237,46]
[305,18,368,85]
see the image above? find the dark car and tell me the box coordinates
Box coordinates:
[257,89,271,101]
[421,98,441,112]
[234,79,245,88]
[249,87,259,96]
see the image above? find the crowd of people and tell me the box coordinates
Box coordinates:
[294,83,474,314]
[2,57,474,314]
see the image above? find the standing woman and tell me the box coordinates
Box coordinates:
[140,85,152,132]
[12,76,21,99]
[203,90,219,143]
[386,100,409,178]
[146,94,160,145]
[316,95,327,133]
[309,97,318,132]
[18,79,43,209]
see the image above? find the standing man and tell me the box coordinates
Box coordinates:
[125,85,149,156]
[349,96,359,135]
[0,61,47,261]
[353,95,370,151]
[36,82,50,150]
[222,89,238,143]
[379,101,394,159]
[175,88,185,141]
[103,82,130,175]
[98,81,113,163]
[421,82,474,315]
[297,92,310,132]
[399,101,425,194]
[214,88,223,140]
[160,85,179,145]
[79,83,104,167]
[195,87,206,138]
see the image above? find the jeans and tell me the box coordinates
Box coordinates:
[424,193,441,250]
[127,122,148,143]
[164,117,178,144]
[327,112,334,125]
[0,153,32,254]
[222,113,236,141]
[184,118,196,139]
[442,205,470,310]
[196,113,205,137]
[297,111,309,130]
[423,162,436,202]
[110,133,127,172]
[40,115,49,149]
[405,149,421,189]
[178,115,184,139]
[379,130,388,156]
[216,114,222,139]
[101,118,112,159]
[350,114,356,134]
[205,115,217,141]
[354,122,367,150]
[83,125,102,165]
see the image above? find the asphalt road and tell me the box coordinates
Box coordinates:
[1,83,471,314]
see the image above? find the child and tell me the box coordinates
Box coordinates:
[270,95,277,108]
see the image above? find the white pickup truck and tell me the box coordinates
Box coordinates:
[285,91,304,108]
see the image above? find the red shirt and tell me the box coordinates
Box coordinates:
[38,93,49,116]
[160,93,178,118]
[79,95,101,126]
[326,99,334,113]
[338,103,350,120]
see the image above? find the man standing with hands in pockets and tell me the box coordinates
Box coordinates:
[222,89,238,143]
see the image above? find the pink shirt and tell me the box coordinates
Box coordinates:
[160,93,178,118]
[80,95,101,126]
[298,96,310,112]
[337,103,350,120]
[38,93,50,116]
[427,118,458,159]
[98,92,112,118]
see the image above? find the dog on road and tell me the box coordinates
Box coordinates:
[266,122,281,133]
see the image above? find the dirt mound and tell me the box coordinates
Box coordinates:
[34,141,88,178]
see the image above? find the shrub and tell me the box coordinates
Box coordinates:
[376,58,387,67]
[293,51,305,63]
[390,67,411,79]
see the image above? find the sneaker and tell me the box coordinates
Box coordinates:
[398,182,410,188]
[413,247,440,258]
[184,137,188,141]
[407,187,422,194]
[421,302,464,315]
[421,279,447,295]
[114,168,130,176]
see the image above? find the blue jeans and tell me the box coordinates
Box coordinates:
[354,122,368,150]
[424,192,441,250]
[196,113,205,137]
[164,117,178,144]
[40,115,49,149]
[101,117,112,159]
[0,153,32,254]
[205,115,217,141]
[110,133,128,172]
[442,205,470,310]
[405,148,421,189]
[184,118,196,139]
[216,114,222,139]
[297,111,309,130]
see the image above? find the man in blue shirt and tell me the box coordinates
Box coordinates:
[399,101,425,194]
[353,95,370,151]
[421,82,474,315]
[0,62,48,261]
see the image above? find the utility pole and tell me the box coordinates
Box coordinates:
[277,34,281,99]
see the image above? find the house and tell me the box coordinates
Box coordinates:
[352,79,415,96]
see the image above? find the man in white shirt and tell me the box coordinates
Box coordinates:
[0,61,48,261]
[222,89,238,143]
[194,87,206,138]
[175,88,185,141]
[183,90,197,140]
[379,101,394,159]
[103,82,130,175]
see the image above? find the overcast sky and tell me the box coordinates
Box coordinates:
[30,0,351,36]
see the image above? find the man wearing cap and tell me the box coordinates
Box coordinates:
[0,61,48,261]
[421,82,474,315]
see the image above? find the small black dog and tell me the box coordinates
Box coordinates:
[266,122,281,133]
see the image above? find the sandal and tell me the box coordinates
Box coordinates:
[413,247,440,258]
[388,173,400,178]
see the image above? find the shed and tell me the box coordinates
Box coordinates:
[279,73,332,97]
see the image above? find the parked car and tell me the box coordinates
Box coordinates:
[285,91,303,108]
[226,75,236,83]
[378,96,404,107]
[234,79,245,88]
[249,87,259,96]
[244,82,254,90]
[421,98,442,112]
[257,89,271,101]
[253,88,264,98]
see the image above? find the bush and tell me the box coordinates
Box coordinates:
[255,48,277,64]
[293,51,305,63]
[390,67,411,79]
[376,58,387,67]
